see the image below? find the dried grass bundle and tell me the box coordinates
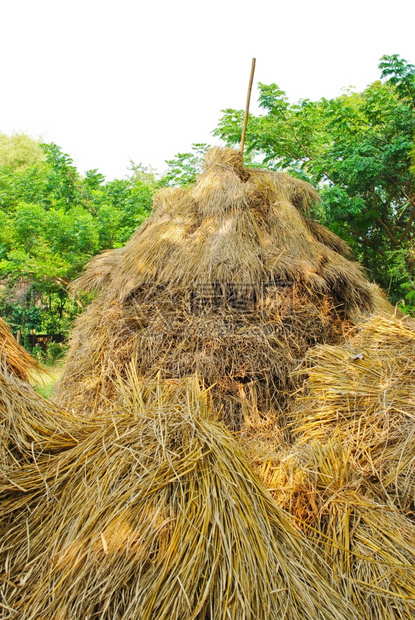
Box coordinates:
[57,283,345,428]
[0,366,84,476]
[292,315,415,513]
[0,317,40,382]
[57,148,389,423]
[249,442,415,619]
[0,375,353,620]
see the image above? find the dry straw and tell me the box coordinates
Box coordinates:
[0,367,81,477]
[251,442,415,619]
[0,317,40,382]
[237,314,415,617]
[292,314,415,514]
[56,148,390,424]
[0,372,354,619]
[3,148,410,618]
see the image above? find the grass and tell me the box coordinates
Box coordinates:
[30,363,63,399]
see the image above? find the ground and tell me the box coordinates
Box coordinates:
[30,363,63,399]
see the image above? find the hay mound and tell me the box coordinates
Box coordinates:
[0,317,40,382]
[251,442,415,619]
[56,148,390,424]
[0,375,353,619]
[0,367,80,475]
[292,314,415,514]
[0,318,76,475]
[237,314,415,617]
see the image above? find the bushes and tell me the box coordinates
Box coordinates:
[31,340,68,365]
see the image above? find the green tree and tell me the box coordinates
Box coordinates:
[0,132,44,170]
[162,143,209,187]
[0,139,155,341]
[214,55,415,309]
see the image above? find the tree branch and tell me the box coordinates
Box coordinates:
[347,227,385,254]
[373,215,399,246]
[400,194,415,243]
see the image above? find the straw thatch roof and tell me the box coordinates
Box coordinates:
[56,147,392,425]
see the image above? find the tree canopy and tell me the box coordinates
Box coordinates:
[0,139,155,345]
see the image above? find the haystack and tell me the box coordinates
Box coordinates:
[292,314,415,514]
[0,316,73,474]
[0,374,355,619]
[56,148,390,425]
[236,313,415,617]
[0,366,80,476]
[250,441,415,619]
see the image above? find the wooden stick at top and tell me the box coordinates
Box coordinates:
[240,58,256,157]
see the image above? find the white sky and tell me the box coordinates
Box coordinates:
[1,0,414,179]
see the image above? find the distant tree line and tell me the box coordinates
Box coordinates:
[0,136,156,358]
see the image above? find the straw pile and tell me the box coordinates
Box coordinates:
[252,442,415,619]
[4,150,413,618]
[56,147,389,426]
[292,314,415,515]
[241,314,415,618]
[0,317,40,382]
[0,365,81,476]
[0,316,56,473]
[0,372,354,619]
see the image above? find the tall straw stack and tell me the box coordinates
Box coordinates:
[56,148,390,426]
[3,147,411,618]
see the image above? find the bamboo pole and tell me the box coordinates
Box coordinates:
[240,58,256,157]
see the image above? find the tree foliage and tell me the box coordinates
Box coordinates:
[214,55,415,309]
[0,132,44,171]
[0,140,155,344]
[162,143,209,187]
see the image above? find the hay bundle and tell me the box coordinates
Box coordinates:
[0,317,40,382]
[0,375,354,619]
[292,315,415,513]
[249,441,415,619]
[0,317,76,475]
[0,364,84,476]
[56,148,389,424]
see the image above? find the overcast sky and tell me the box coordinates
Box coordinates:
[1,0,414,179]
